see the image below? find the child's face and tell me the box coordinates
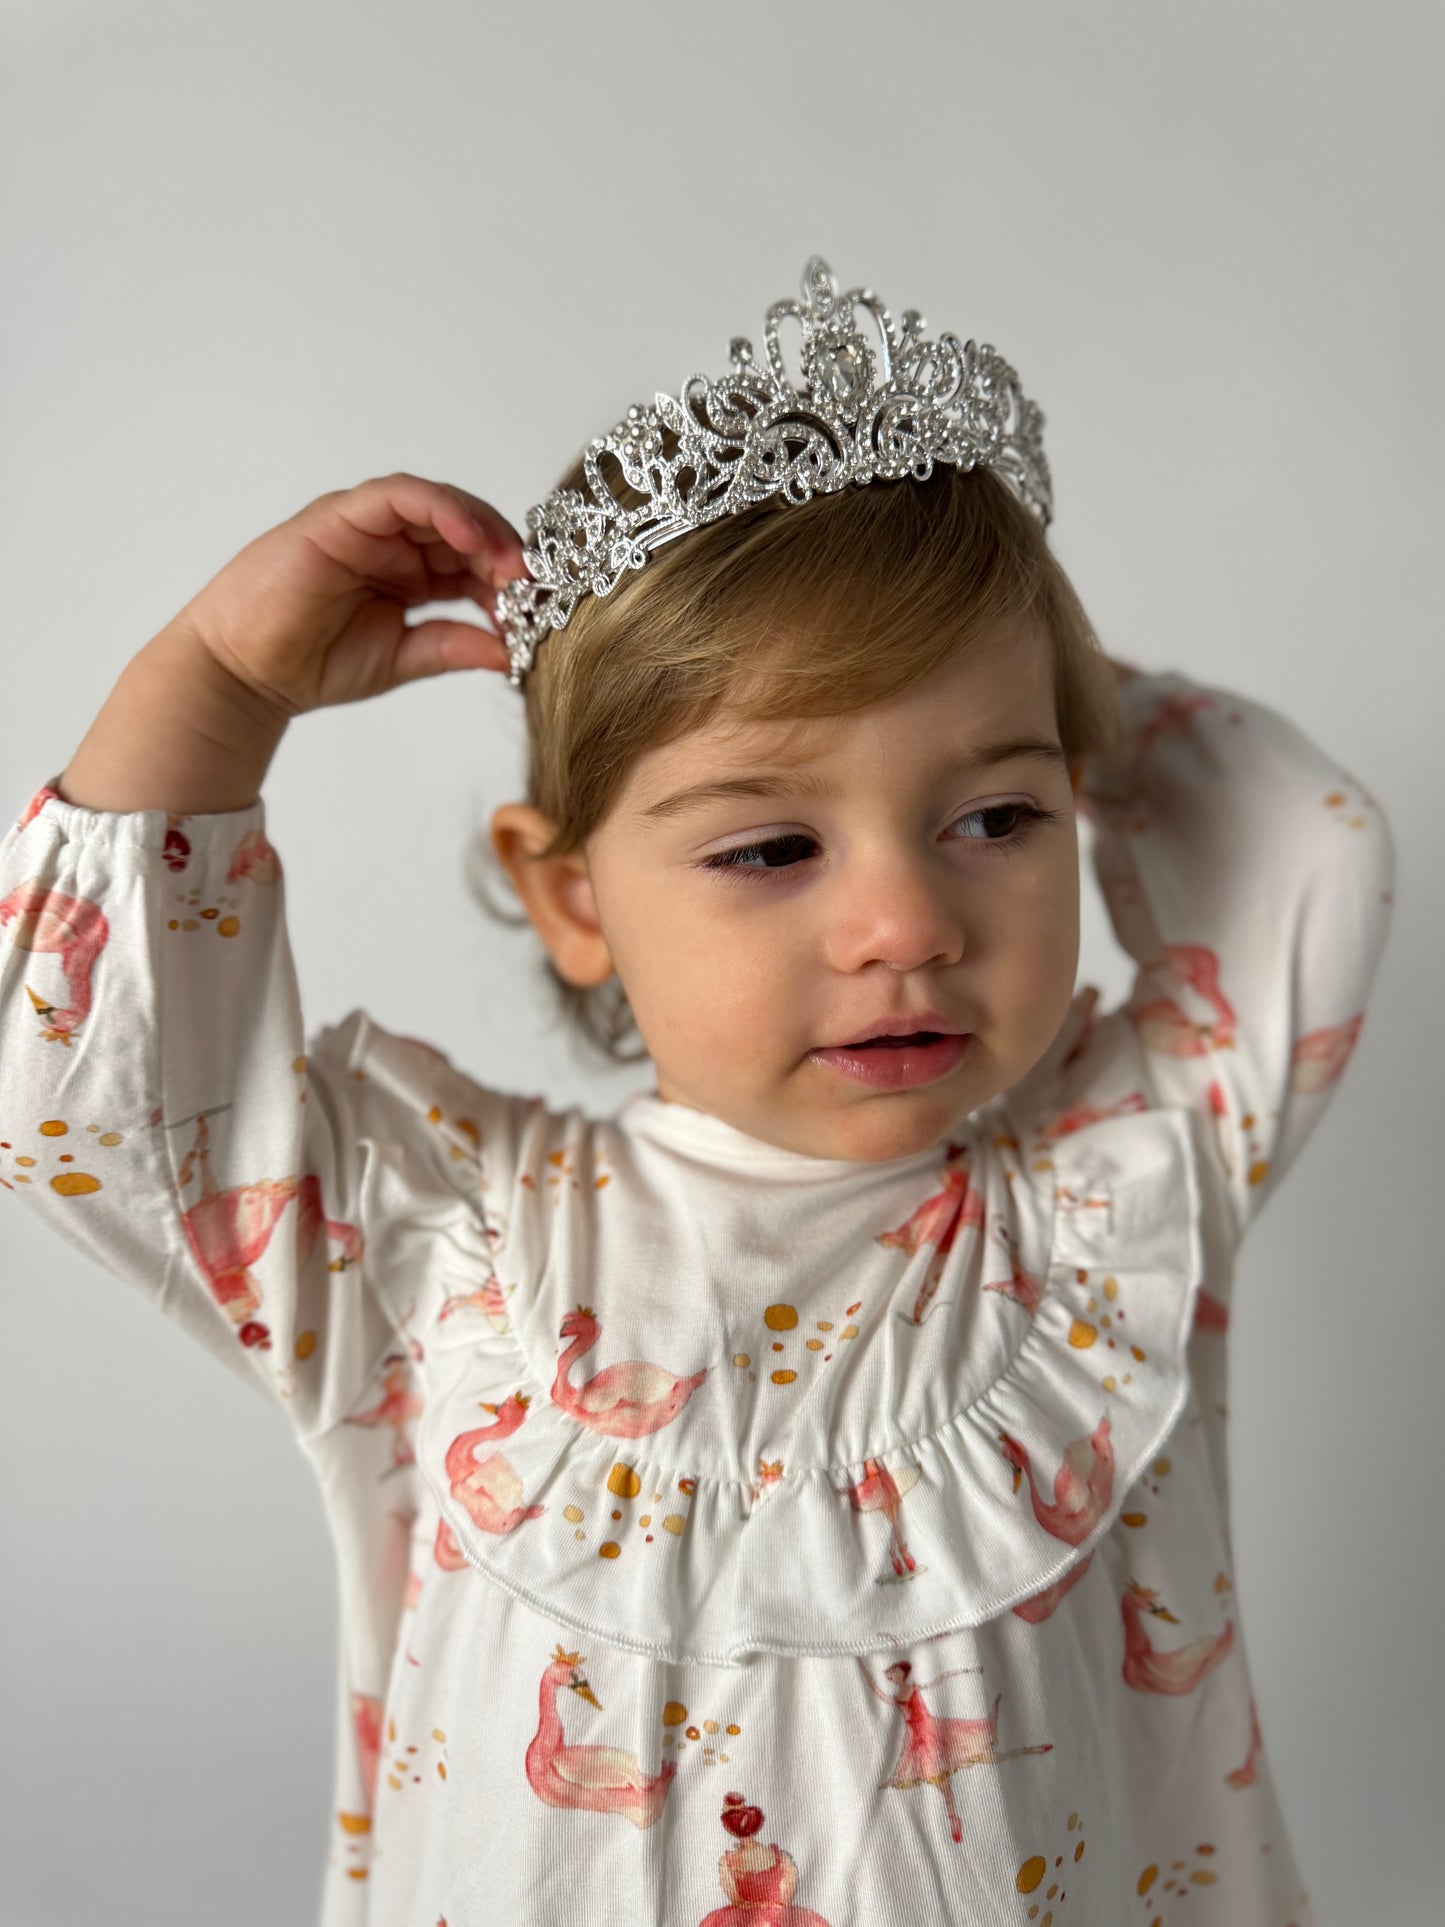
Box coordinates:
[502,616,1084,1163]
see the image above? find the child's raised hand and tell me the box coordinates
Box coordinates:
[173,474,530,719]
[56,476,531,816]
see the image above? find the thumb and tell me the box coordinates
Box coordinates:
[392,618,511,685]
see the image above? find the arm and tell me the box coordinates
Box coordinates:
[57,470,526,816]
[1076,667,1396,1253]
[56,616,290,815]
[2,475,527,1415]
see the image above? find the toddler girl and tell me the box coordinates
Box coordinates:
[0,257,1395,1925]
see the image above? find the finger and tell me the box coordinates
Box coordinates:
[433,486,528,565]
[340,474,526,586]
[391,617,511,684]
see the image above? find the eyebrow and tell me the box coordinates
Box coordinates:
[638,736,1071,821]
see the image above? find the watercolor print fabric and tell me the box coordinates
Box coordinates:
[0,670,1395,1924]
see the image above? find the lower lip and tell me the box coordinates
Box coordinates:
[807,1033,972,1091]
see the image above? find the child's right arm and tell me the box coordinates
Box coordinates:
[57,471,526,814]
[1,474,526,1421]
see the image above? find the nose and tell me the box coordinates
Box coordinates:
[822,844,965,976]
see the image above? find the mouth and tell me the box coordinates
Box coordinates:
[808,1028,973,1092]
[822,1010,970,1050]
[841,1029,948,1050]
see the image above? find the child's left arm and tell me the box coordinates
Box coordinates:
[1077,668,1397,1254]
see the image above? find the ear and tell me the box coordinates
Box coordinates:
[489,804,615,988]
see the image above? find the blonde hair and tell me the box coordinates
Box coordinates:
[467,455,1124,1065]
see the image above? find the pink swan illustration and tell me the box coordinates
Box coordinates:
[862,1660,1053,1846]
[1194,1288,1230,1334]
[1035,1090,1149,1145]
[524,1644,676,1827]
[351,1690,384,1814]
[437,1277,512,1331]
[434,1392,543,1565]
[294,1170,364,1271]
[1129,941,1238,1057]
[345,1353,424,1472]
[16,784,63,833]
[1120,1578,1235,1693]
[877,1143,984,1326]
[227,828,282,884]
[997,1413,1114,1546]
[0,879,110,1043]
[1289,1012,1364,1093]
[550,1305,707,1438]
[697,1791,834,1926]
[174,1111,361,1337]
[836,1457,920,1579]
[1010,1548,1096,1624]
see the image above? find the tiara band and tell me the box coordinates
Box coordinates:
[493,254,1052,688]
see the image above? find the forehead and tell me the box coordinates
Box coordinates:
[627,618,1057,800]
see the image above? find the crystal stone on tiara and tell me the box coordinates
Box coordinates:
[493,254,1052,688]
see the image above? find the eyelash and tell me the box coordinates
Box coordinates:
[700,804,1061,881]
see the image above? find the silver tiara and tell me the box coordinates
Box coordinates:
[494,254,1052,688]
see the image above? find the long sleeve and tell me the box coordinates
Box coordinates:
[1078,671,1397,1255]
[0,777,400,1437]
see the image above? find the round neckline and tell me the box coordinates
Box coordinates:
[615,1089,947,1173]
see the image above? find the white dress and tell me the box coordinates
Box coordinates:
[0,670,1395,1925]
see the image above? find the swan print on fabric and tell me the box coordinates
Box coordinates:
[0,876,109,1044]
[0,664,1393,1927]
[525,1643,676,1827]
[551,1304,709,1437]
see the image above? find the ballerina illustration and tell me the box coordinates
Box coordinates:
[344,1352,424,1474]
[0,878,110,1044]
[696,1790,834,1926]
[437,1276,512,1331]
[550,1305,708,1439]
[861,1660,1053,1846]
[979,1219,1048,1318]
[524,1644,675,1827]
[836,1457,921,1581]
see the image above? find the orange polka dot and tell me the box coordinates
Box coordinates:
[1016,1855,1046,1892]
[51,1171,101,1196]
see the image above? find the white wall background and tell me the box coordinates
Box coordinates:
[1,2,1440,1922]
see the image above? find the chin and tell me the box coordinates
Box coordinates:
[825,1092,972,1164]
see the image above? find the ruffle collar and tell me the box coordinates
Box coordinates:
[329,998,1206,1665]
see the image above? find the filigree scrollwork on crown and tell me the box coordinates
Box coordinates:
[494,255,1053,685]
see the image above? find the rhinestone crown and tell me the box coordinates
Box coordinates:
[494,254,1052,687]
